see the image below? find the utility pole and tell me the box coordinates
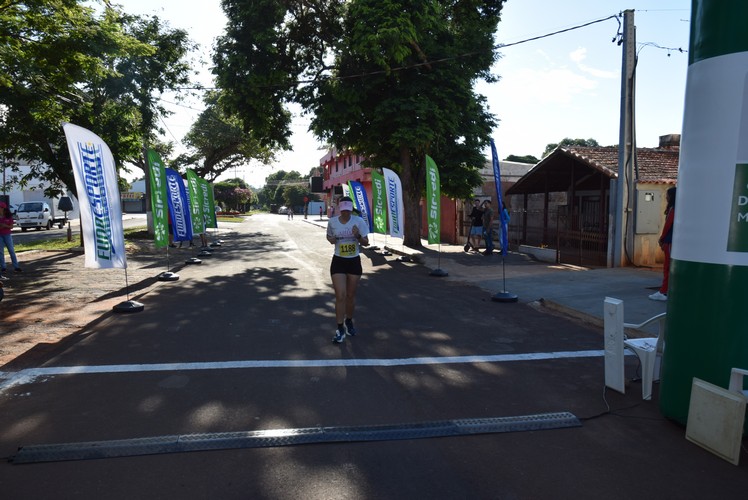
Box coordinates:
[612,9,636,267]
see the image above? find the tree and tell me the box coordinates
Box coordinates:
[542,138,600,158]
[171,91,275,181]
[0,1,194,197]
[258,170,305,209]
[214,0,506,248]
[214,178,252,212]
[505,154,539,164]
[282,184,309,209]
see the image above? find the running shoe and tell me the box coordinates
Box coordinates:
[332,328,346,343]
[648,291,667,301]
[345,320,356,336]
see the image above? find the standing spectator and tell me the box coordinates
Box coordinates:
[649,187,676,301]
[326,196,369,343]
[482,200,494,255]
[0,202,22,278]
[464,199,484,252]
[287,207,294,220]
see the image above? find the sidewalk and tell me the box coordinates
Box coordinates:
[303,217,667,334]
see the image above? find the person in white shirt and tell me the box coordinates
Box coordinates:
[326,196,369,343]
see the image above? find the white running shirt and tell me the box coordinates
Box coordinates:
[327,215,369,258]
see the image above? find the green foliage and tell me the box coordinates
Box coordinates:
[282,184,309,208]
[214,179,253,211]
[543,138,600,157]
[258,170,301,208]
[505,154,539,164]
[214,0,506,247]
[0,1,194,197]
[171,91,275,181]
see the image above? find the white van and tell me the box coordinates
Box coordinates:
[16,201,53,231]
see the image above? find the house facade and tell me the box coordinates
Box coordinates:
[505,135,680,267]
[320,148,371,217]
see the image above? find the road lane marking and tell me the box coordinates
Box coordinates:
[0,350,605,393]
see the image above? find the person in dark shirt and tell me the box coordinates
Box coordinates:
[464,199,484,252]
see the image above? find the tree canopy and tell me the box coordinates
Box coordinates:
[171,91,276,181]
[0,0,194,197]
[214,178,253,212]
[214,0,506,247]
[505,154,539,164]
[542,138,601,158]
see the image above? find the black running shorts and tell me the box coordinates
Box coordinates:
[330,255,363,276]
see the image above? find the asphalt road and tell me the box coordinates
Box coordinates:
[0,214,746,499]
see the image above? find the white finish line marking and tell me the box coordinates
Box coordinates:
[0,350,605,392]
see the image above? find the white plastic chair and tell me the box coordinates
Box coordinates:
[603,297,666,400]
[623,312,667,400]
[728,368,748,400]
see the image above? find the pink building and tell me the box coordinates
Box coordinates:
[320,148,373,216]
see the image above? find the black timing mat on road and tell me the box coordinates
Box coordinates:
[12,412,580,464]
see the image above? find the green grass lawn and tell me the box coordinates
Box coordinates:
[216,215,244,223]
[14,226,151,252]
[14,236,81,252]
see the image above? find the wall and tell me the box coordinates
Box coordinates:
[633,183,673,267]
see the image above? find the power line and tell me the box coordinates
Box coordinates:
[159,11,687,135]
[496,14,620,49]
[637,42,687,57]
[170,13,625,92]
[159,115,179,144]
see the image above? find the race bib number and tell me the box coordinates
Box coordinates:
[339,243,357,257]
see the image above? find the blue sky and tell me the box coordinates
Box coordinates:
[121,0,691,186]
[487,1,690,158]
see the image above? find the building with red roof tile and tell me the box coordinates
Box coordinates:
[506,135,680,267]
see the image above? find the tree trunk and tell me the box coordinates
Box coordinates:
[400,145,424,249]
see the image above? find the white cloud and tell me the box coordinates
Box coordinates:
[569,47,587,63]
[494,66,597,106]
[570,46,618,79]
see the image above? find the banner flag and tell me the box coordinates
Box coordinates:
[382,168,405,238]
[371,170,387,234]
[349,180,373,232]
[341,183,351,198]
[200,179,217,229]
[490,139,509,255]
[165,168,193,242]
[425,155,441,244]
[186,169,205,235]
[62,123,127,269]
[145,149,169,248]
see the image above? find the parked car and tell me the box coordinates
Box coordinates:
[278,206,289,214]
[8,203,18,221]
[16,201,53,231]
